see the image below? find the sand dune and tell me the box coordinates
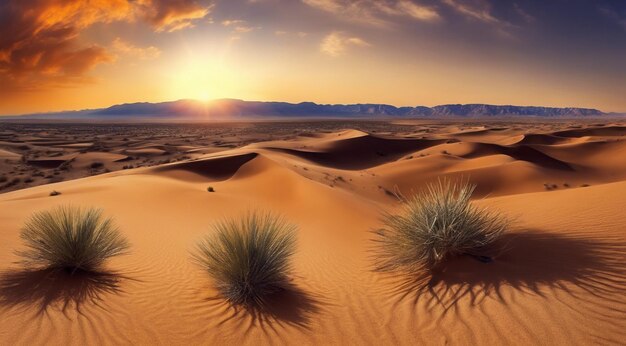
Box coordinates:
[0,120,625,345]
[553,125,626,138]
[260,131,447,170]
[512,133,574,145]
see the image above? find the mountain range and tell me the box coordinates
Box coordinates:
[4,99,608,120]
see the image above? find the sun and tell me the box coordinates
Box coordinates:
[166,54,234,104]
[195,92,212,103]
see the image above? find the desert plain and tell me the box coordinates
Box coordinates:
[0,119,625,344]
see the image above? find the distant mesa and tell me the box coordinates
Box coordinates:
[4,99,607,120]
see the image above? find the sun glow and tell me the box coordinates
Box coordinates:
[195,92,212,103]
[165,52,242,104]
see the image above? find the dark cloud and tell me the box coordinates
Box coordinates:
[0,0,210,93]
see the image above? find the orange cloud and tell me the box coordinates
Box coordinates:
[141,0,211,32]
[0,0,210,94]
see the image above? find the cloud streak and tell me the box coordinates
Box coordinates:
[112,38,161,60]
[599,5,626,31]
[441,0,518,38]
[320,31,371,57]
[142,0,211,32]
[442,0,500,24]
[303,0,440,26]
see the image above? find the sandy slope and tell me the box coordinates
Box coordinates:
[0,124,625,345]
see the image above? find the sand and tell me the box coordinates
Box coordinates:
[0,120,625,344]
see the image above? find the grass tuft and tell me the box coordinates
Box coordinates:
[374,179,507,272]
[17,206,129,273]
[192,211,296,307]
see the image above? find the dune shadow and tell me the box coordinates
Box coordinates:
[151,152,258,180]
[0,268,128,316]
[266,135,446,170]
[380,230,626,313]
[459,142,574,171]
[204,281,323,335]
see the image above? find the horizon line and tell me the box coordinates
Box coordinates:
[2,97,621,117]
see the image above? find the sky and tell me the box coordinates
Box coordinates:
[0,0,625,115]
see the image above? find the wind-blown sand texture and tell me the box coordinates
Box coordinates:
[0,120,625,344]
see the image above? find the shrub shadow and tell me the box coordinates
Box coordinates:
[204,281,324,335]
[0,268,128,316]
[380,230,626,313]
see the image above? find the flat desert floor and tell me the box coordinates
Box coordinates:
[0,119,625,344]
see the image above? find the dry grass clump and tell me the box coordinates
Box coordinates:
[18,206,129,273]
[192,212,296,307]
[374,179,507,272]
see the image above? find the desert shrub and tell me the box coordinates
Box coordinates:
[192,212,296,307]
[544,183,558,191]
[207,186,215,192]
[373,179,508,272]
[17,206,129,273]
[50,190,61,196]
